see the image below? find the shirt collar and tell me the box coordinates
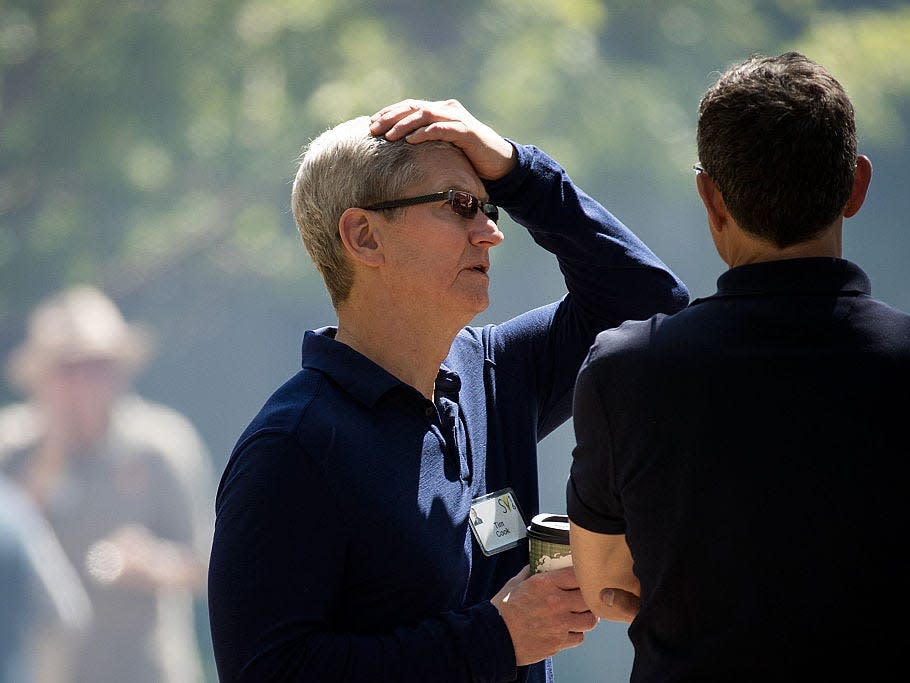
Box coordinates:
[301,327,461,407]
[301,327,401,407]
[701,257,871,302]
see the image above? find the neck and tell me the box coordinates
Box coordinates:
[724,222,842,268]
[335,300,462,401]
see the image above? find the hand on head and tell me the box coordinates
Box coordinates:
[369,99,517,181]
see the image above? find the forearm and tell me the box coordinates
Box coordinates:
[485,142,688,327]
[568,522,640,623]
[84,524,207,593]
[567,364,641,621]
[224,603,515,683]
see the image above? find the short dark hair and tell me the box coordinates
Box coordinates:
[696,52,857,248]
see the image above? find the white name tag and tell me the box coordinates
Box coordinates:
[469,488,527,556]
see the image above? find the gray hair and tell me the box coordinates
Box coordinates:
[291,116,456,307]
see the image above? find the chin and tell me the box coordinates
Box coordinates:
[448,301,489,331]
[470,295,490,316]
[444,285,490,324]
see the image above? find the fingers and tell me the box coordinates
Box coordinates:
[562,631,586,652]
[368,98,516,181]
[599,587,640,623]
[369,99,473,141]
[565,606,599,633]
[492,567,601,666]
[505,564,532,589]
[369,98,424,125]
[540,565,583,590]
[541,580,597,622]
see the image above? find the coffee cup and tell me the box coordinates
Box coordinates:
[527,513,572,574]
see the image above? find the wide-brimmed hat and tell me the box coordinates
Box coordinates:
[6,285,154,390]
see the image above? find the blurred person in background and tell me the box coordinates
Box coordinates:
[208,99,688,682]
[1,471,92,683]
[0,285,216,683]
[568,52,910,680]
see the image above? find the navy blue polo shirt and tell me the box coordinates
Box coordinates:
[209,142,688,682]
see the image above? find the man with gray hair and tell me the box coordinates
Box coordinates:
[208,99,688,682]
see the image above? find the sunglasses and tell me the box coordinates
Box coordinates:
[362,189,499,222]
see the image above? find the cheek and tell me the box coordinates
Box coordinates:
[382,216,470,285]
[394,239,461,278]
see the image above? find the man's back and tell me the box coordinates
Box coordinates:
[576,257,910,680]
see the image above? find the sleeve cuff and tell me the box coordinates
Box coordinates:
[482,139,536,203]
[467,600,517,682]
[566,474,626,535]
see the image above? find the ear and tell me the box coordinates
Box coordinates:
[843,155,872,219]
[338,208,384,267]
[695,171,729,235]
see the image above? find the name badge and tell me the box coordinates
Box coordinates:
[469,488,527,556]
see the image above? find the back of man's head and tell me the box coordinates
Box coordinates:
[696,52,857,248]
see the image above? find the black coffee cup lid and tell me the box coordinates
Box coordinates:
[527,513,570,544]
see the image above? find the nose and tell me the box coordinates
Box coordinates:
[469,213,504,248]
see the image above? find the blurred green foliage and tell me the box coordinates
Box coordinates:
[3,1,909,446]
[3,2,908,680]
[2,0,908,352]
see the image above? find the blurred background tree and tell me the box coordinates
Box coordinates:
[2,1,908,680]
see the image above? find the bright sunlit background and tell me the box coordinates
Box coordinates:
[2,1,909,680]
